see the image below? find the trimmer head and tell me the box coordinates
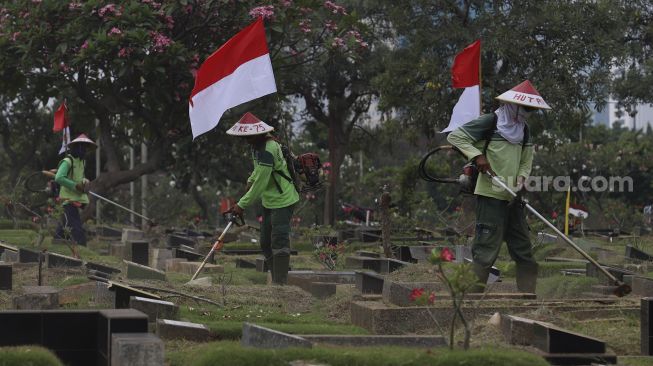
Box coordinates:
[613,283,632,297]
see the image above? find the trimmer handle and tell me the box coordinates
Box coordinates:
[223,211,245,226]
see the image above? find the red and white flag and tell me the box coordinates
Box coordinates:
[189,18,277,139]
[443,40,481,133]
[53,101,71,154]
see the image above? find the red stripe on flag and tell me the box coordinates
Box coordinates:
[53,102,68,132]
[451,40,481,88]
[190,18,269,102]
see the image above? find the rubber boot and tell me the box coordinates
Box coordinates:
[516,262,539,294]
[272,255,290,285]
[471,262,490,293]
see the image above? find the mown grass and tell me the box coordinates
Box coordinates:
[0,346,63,366]
[536,275,599,298]
[167,341,550,366]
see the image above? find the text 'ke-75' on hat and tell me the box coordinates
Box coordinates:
[226,112,274,136]
[68,134,97,147]
[495,80,551,110]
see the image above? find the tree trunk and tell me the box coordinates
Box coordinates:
[323,131,346,226]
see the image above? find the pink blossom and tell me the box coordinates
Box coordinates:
[164,15,174,29]
[81,40,89,49]
[249,5,275,20]
[68,2,82,10]
[60,62,70,72]
[99,4,121,18]
[184,4,193,14]
[108,27,122,36]
[150,31,172,52]
[299,7,312,15]
[325,20,337,31]
[324,1,347,15]
[299,19,311,33]
[280,0,293,6]
[141,0,161,9]
[118,47,133,58]
[331,37,345,49]
[10,32,20,41]
[32,0,42,4]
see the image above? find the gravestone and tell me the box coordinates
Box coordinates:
[532,322,606,354]
[354,250,381,258]
[241,322,311,349]
[108,281,161,309]
[408,246,437,262]
[18,248,40,263]
[626,245,653,262]
[345,256,382,272]
[125,261,166,281]
[121,229,144,243]
[355,271,384,294]
[110,243,126,258]
[150,249,173,271]
[642,297,653,355]
[632,276,653,297]
[89,269,112,280]
[454,245,472,263]
[156,319,211,342]
[392,246,413,262]
[86,262,121,276]
[164,258,186,272]
[98,309,150,366]
[129,296,179,322]
[47,252,83,268]
[13,286,59,309]
[236,258,257,269]
[256,257,270,272]
[287,271,356,284]
[380,258,410,274]
[98,226,122,238]
[125,241,149,266]
[302,334,446,348]
[0,243,18,262]
[173,247,202,262]
[111,333,164,366]
[500,314,552,345]
[0,264,11,290]
[166,235,195,248]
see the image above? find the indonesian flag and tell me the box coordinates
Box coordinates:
[53,101,68,132]
[443,40,481,133]
[189,18,277,139]
[58,126,71,155]
[569,203,589,219]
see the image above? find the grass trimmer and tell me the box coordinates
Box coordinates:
[189,212,244,281]
[486,172,632,297]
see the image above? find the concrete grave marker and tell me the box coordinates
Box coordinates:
[47,252,83,268]
[111,333,164,366]
[626,245,653,262]
[166,234,196,248]
[156,319,211,342]
[236,258,257,269]
[241,322,311,349]
[173,247,203,262]
[164,258,186,272]
[643,297,653,355]
[256,257,270,272]
[355,271,384,294]
[18,248,40,263]
[129,296,179,322]
[121,228,144,243]
[125,241,149,266]
[0,264,11,290]
[125,260,166,281]
[177,261,223,275]
[302,334,446,348]
[86,262,121,276]
[107,281,162,309]
[532,322,606,354]
[150,248,173,271]
[98,226,123,238]
[0,243,18,262]
[13,286,59,309]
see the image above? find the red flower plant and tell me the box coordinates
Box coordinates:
[440,247,455,262]
[409,288,424,302]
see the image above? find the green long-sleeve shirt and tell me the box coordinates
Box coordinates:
[55,156,89,205]
[238,139,300,209]
[447,113,534,201]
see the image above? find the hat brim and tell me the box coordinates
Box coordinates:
[496,91,551,110]
[68,139,98,148]
[226,122,274,136]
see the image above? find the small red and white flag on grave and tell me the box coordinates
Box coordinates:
[443,40,481,133]
[189,18,277,139]
[53,101,71,154]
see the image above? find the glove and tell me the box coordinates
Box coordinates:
[75,179,90,193]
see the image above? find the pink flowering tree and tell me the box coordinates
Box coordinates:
[0,0,371,222]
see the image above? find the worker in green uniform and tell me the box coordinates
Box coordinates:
[447,80,551,293]
[54,134,97,258]
[228,112,300,285]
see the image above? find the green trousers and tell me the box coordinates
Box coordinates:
[472,195,538,293]
[260,205,294,284]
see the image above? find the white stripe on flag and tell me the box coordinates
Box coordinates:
[189,54,277,139]
[443,85,480,133]
[58,126,71,155]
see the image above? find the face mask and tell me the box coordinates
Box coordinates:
[517,106,533,121]
[70,144,86,159]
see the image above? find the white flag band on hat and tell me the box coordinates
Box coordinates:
[495,80,551,110]
[226,112,274,136]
